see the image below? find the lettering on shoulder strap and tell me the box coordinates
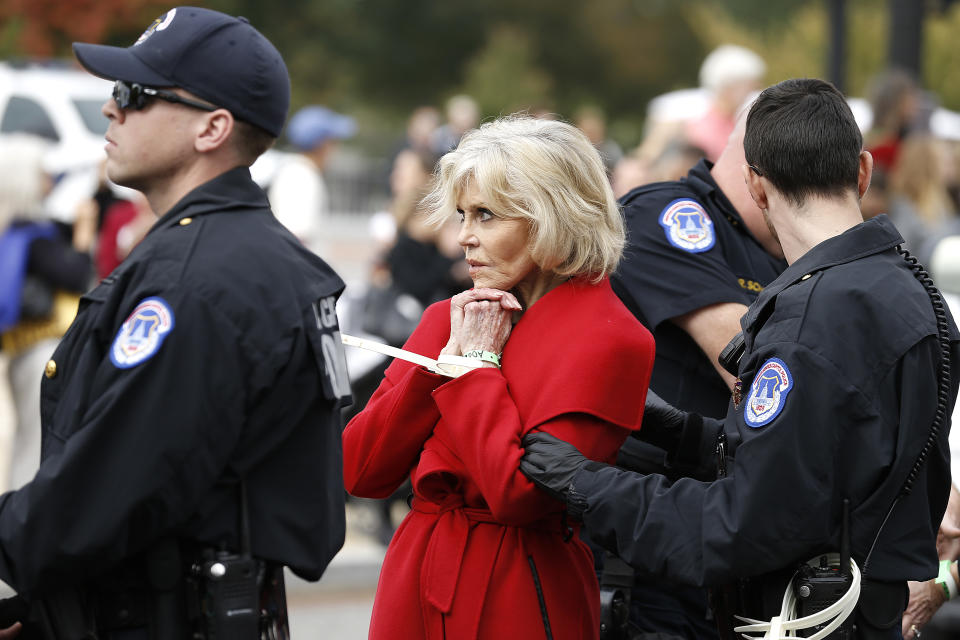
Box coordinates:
[312,296,351,401]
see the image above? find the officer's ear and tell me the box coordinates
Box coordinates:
[194,109,234,154]
[857,150,874,200]
[742,163,769,212]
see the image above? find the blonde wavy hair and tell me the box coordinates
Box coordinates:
[422,115,624,281]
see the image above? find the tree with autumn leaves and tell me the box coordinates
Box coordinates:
[0,0,168,58]
[5,0,960,151]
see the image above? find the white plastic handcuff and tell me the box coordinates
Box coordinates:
[340,333,487,378]
[733,555,861,640]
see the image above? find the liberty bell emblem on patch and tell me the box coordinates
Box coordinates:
[658,199,716,253]
[743,357,794,428]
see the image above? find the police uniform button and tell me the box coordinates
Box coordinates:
[179,217,193,226]
[44,360,57,378]
[801,274,812,280]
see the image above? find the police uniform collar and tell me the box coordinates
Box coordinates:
[742,215,904,334]
[153,166,268,229]
[686,159,748,232]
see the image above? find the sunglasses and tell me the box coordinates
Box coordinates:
[748,164,764,177]
[112,80,218,113]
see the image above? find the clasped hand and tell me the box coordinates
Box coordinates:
[442,288,522,361]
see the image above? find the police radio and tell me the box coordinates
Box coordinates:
[792,500,853,639]
[718,332,745,377]
[189,483,286,640]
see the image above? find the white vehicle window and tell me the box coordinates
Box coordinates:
[72,99,108,136]
[0,95,59,142]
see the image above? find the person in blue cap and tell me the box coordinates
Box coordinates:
[0,7,351,638]
[268,105,356,255]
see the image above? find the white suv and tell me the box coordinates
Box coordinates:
[0,60,113,219]
[0,61,112,166]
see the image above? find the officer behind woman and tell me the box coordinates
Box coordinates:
[0,7,351,638]
[522,78,960,639]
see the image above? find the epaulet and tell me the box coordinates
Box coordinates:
[619,179,680,207]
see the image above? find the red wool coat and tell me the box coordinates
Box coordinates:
[343,277,655,640]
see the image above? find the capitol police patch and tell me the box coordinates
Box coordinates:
[110,297,175,369]
[659,199,716,253]
[744,358,793,428]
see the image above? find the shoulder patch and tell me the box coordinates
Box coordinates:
[658,199,716,253]
[110,297,175,369]
[744,357,793,428]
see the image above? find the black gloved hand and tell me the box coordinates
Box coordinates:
[632,388,689,450]
[0,594,27,627]
[521,431,592,504]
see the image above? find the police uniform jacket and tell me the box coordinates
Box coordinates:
[613,160,787,418]
[575,215,959,586]
[0,167,350,597]
[343,278,655,640]
[612,155,787,640]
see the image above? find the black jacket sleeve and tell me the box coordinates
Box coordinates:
[573,340,942,586]
[0,288,249,596]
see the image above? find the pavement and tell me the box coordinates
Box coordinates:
[285,502,388,638]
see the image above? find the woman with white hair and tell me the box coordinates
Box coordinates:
[686,44,766,161]
[344,116,655,639]
[0,134,94,489]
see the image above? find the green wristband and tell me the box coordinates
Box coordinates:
[936,559,957,600]
[462,350,501,367]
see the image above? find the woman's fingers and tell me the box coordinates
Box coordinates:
[454,288,523,311]
[457,300,514,353]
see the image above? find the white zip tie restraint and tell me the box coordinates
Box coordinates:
[733,555,861,640]
[341,333,485,378]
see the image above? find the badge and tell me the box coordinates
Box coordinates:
[743,357,793,428]
[659,199,715,253]
[134,8,177,45]
[110,297,175,369]
[733,378,742,409]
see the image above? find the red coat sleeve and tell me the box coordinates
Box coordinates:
[343,301,451,498]
[431,368,629,525]
[342,363,446,498]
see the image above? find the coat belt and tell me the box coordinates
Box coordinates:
[410,495,568,638]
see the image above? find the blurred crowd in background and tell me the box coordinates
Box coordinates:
[3,40,960,542]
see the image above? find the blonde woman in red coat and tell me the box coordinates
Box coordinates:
[343,115,655,640]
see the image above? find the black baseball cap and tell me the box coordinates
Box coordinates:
[72,6,290,137]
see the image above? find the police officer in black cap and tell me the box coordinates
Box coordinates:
[522,78,960,639]
[0,7,350,638]
[609,106,788,640]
